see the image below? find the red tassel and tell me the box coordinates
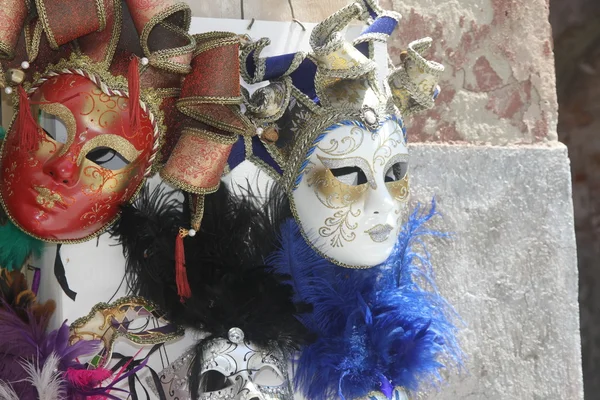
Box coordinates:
[127,57,142,136]
[17,86,41,152]
[175,229,192,302]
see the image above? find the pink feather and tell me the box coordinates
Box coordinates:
[64,368,112,389]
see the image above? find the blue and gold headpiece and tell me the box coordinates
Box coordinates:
[229,0,444,190]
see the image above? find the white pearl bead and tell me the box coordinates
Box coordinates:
[365,110,377,125]
[188,229,196,237]
[256,127,264,136]
[141,57,149,66]
[4,87,12,94]
[21,61,30,70]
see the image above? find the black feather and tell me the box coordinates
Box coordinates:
[110,184,185,311]
[111,182,307,396]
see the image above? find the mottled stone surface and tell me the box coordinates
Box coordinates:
[184,0,558,145]
[409,144,581,399]
[382,0,558,144]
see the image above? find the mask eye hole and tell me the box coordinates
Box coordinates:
[385,161,408,183]
[253,366,285,387]
[38,109,68,144]
[330,166,368,186]
[200,369,233,392]
[86,147,130,170]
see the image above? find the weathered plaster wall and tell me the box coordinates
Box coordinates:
[410,144,581,399]
[186,0,558,145]
[384,0,557,144]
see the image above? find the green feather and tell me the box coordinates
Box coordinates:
[0,221,44,271]
[0,126,45,270]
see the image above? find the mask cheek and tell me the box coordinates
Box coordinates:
[79,159,141,199]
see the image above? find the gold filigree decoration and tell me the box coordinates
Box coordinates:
[387,174,409,202]
[373,123,404,168]
[76,134,142,166]
[319,206,361,247]
[317,125,365,156]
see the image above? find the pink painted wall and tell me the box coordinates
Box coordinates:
[186,0,558,145]
[382,0,557,144]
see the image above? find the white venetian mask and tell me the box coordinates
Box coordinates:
[291,116,409,268]
[198,330,292,400]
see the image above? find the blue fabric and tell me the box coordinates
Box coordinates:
[361,15,398,36]
[227,136,246,171]
[290,58,318,102]
[251,136,283,175]
[227,136,283,175]
[264,53,300,81]
[355,41,369,57]
[364,1,377,18]
[246,51,257,79]
[267,202,463,400]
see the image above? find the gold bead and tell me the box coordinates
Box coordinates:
[261,127,279,143]
[6,68,25,85]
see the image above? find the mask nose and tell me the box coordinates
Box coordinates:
[43,154,79,187]
[364,185,395,216]
[240,381,265,400]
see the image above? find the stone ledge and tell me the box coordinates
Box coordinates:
[409,143,582,399]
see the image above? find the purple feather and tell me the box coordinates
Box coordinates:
[40,321,100,369]
[0,304,101,398]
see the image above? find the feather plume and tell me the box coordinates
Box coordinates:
[0,269,56,323]
[21,352,66,400]
[64,367,113,390]
[267,201,463,400]
[0,217,44,271]
[112,182,307,398]
[109,184,184,309]
[0,304,101,399]
[0,381,19,400]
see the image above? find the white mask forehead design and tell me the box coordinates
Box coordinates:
[291,116,409,268]
[199,337,292,400]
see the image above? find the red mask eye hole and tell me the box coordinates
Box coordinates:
[39,109,69,144]
[86,147,130,170]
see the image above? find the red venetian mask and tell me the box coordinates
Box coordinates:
[0,69,157,242]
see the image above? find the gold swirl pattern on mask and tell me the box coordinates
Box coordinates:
[81,162,139,197]
[306,168,366,247]
[81,88,137,137]
[2,161,17,198]
[80,202,113,228]
[76,134,142,166]
[307,168,368,209]
[319,206,362,248]
[317,125,365,156]
[387,174,409,202]
[36,102,78,157]
[34,186,65,210]
[372,123,404,168]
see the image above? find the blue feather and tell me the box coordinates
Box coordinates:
[267,200,462,400]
